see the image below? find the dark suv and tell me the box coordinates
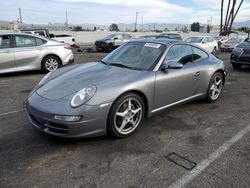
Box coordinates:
[95,33,133,52]
[231,39,250,69]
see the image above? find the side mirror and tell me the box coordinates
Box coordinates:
[161,61,183,72]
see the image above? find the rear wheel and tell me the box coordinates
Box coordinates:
[107,93,145,138]
[232,63,242,70]
[42,55,61,73]
[206,72,223,103]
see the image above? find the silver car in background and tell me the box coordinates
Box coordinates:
[0,33,74,74]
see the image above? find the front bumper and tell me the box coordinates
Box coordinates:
[26,92,111,138]
[231,52,250,65]
[220,47,233,52]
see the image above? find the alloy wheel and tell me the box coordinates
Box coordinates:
[114,98,143,135]
[209,75,223,100]
[45,58,59,72]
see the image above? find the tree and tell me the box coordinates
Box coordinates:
[191,22,201,32]
[220,0,244,36]
[72,26,83,31]
[109,23,119,31]
[207,25,211,33]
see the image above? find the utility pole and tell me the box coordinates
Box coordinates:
[19,8,23,24]
[141,15,143,32]
[65,11,68,27]
[134,12,138,32]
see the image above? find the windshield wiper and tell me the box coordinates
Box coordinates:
[99,60,107,65]
[109,63,132,69]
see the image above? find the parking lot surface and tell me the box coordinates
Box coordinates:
[0,48,250,188]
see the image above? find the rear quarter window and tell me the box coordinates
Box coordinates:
[0,35,11,49]
[36,38,46,46]
[192,47,209,62]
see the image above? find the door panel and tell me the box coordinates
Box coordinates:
[154,64,201,109]
[13,35,44,70]
[154,44,201,109]
[0,35,16,73]
[0,49,15,73]
[13,47,43,69]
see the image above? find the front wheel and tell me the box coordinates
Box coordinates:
[106,44,114,52]
[107,93,145,138]
[206,72,223,103]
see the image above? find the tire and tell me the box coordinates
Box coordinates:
[42,55,61,73]
[232,63,242,70]
[106,44,114,52]
[206,72,223,103]
[107,93,145,138]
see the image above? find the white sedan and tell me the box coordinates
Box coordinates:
[185,36,218,54]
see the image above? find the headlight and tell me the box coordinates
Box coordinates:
[70,85,96,108]
[38,72,52,86]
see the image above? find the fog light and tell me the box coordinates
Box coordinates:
[54,115,82,122]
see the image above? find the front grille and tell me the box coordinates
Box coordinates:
[30,114,69,135]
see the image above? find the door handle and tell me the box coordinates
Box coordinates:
[194,71,200,76]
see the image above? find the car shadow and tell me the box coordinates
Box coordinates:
[0,70,44,79]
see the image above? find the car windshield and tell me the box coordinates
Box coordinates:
[102,34,117,40]
[103,42,166,70]
[214,37,222,40]
[185,37,203,43]
[226,38,241,43]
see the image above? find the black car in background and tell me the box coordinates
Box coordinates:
[231,39,250,69]
[158,33,183,40]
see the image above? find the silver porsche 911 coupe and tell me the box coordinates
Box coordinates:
[27,39,227,138]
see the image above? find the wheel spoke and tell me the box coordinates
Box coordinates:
[128,99,132,110]
[130,119,136,127]
[118,120,127,131]
[131,107,141,115]
[116,110,128,117]
[215,79,222,86]
[211,90,216,97]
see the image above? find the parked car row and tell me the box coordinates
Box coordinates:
[185,36,218,54]
[95,33,183,52]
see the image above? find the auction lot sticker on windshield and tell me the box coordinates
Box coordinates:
[144,43,161,48]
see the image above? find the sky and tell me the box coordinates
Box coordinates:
[0,0,250,25]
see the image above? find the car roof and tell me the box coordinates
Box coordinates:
[0,32,49,40]
[130,38,182,46]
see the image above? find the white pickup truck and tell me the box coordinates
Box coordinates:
[20,29,76,46]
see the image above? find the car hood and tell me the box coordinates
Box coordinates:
[237,42,250,49]
[36,62,143,100]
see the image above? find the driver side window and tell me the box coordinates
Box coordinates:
[165,44,193,65]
